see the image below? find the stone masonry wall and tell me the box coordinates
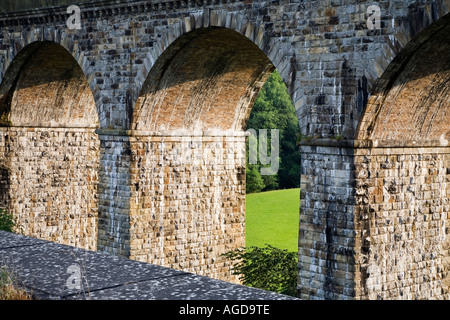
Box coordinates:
[298,144,357,299]
[298,145,450,300]
[97,133,131,257]
[354,147,449,300]
[128,133,246,283]
[0,127,99,251]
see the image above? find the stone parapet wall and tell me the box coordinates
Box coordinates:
[0,230,296,300]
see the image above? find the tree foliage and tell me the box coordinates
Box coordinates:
[0,209,16,233]
[222,245,297,297]
[246,71,301,193]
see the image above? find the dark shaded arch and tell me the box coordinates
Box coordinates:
[0,41,99,128]
[357,13,450,146]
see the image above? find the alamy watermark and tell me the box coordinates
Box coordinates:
[66,264,81,290]
[66,5,81,30]
[247,129,279,176]
[367,5,381,30]
[66,255,90,298]
[155,129,280,176]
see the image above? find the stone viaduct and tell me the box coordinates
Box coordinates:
[0,0,448,300]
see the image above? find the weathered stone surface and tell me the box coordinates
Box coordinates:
[0,230,295,300]
[298,145,358,300]
[0,0,448,300]
[354,148,449,300]
[97,134,132,257]
[128,134,246,282]
[0,127,99,251]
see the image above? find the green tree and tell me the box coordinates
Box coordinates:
[222,245,297,297]
[246,165,265,194]
[246,71,300,193]
[0,209,16,233]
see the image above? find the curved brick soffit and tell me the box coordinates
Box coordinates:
[131,9,292,133]
[0,38,99,128]
[357,6,450,144]
[0,8,291,131]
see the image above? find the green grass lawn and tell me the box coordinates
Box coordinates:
[245,188,300,253]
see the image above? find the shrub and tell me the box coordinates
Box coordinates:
[0,209,16,232]
[0,266,34,300]
[222,245,297,297]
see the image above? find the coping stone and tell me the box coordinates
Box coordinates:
[0,231,297,300]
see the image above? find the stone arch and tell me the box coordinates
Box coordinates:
[0,28,96,97]
[0,41,99,128]
[0,41,100,251]
[131,9,296,123]
[128,24,299,282]
[132,27,274,133]
[363,2,450,99]
[357,13,450,145]
[353,13,450,300]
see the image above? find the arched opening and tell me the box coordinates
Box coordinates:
[0,41,100,250]
[245,70,301,251]
[241,70,301,296]
[354,15,449,300]
[129,27,301,284]
[132,27,274,132]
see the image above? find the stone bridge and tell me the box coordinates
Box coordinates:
[0,0,448,300]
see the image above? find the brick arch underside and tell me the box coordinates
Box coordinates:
[132,27,274,132]
[354,18,450,300]
[127,28,276,282]
[357,19,450,145]
[0,42,100,251]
